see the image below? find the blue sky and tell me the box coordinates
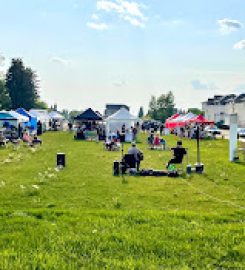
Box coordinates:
[0,0,245,114]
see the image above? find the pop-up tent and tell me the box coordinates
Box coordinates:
[166,112,196,129]
[189,114,214,124]
[74,108,103,122]
[49,111,65,121]
[16,108,37,131]
[179,112,196,125]
[29,109,51,132]
[105,108,138,136]
[165,113,179,128]
[0,110,29,129]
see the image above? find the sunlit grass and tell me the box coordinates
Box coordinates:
[0,132,244,269]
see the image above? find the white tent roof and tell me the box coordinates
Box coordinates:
[49,111,65,120]
[9,111,29,122]
[180,112,196,121]
[106,108,138,121]
[171,112,196,123]
[29,109,50,121]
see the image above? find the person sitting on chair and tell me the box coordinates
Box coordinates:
[147,134,154,146]
[167,141,187,169]
[127,142,143,171]
[32,135,42,145]
[0,131,7,147]
[23,132,32,145]
[154,134,160,146]
[105,138,115,151]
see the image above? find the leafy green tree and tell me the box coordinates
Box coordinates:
[148,96,158,119]
[188,108,203,115]
[148,91,175,121]
[138,106,144,118]
[0,79,11,110]
[69,110,82,121]
[6,58,39,109]
[34,100,48,109]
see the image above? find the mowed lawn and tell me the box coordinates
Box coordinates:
[0,132,244,269]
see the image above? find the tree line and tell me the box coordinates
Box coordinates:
[0,58,47,110]
[138,91,203,122]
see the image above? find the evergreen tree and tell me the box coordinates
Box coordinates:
[138,106,144,118]
[6,58,39,109]
[0,79,11,110]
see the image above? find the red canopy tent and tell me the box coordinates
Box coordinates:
[166,113,197,129]
[188,114,214,124]
[165,113,179,128]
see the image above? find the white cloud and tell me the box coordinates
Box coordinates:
[233,40,245,50]
[217,18,242,35]
[91,13,100,21]
[191,79,217,90]
[50,57,69,66]
[97,0,124,13]
[96,0,147,27]
[123,15,144,27]
[87,22,109,30]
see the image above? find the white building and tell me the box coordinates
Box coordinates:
[202,94,245,127]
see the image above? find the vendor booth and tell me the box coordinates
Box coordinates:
[166,113,196,129]
[48,111,66,130]
[29,109,51,133]
[105,108,138,142]
[16,108,37,133]
[74,108,103,140]
[188,114,214,125]
[0,111,29,138]
[0,111,29,128]
[165,113,180,128]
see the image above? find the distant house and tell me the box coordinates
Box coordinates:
[104,104,130,117]
[202,94,245,127]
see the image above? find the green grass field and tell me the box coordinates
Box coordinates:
[0,132,244,269]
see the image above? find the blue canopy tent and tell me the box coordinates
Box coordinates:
[16,108,37,132]
[0,111,29,138]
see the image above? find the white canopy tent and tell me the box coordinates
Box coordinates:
[48,111,65,121]
[29,109,51,132]
[9,111,29,123]
[105,108,138,141]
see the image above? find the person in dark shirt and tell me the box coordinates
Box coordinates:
[167,141,187,168]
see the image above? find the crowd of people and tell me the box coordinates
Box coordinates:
[0,129,42,148]
[74,122,105,141]
[105,123,139,151]
[1,116,190,174]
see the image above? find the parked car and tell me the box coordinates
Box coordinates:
[204,125,222,135]
[142,120,161,131]
[237,128,245,138]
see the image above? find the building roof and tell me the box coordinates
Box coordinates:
[219,94,236,105]
[235,93,245,103]
[204,94,244,105]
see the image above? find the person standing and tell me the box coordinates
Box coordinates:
[132,126,137,141]
[160,124,164,136]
